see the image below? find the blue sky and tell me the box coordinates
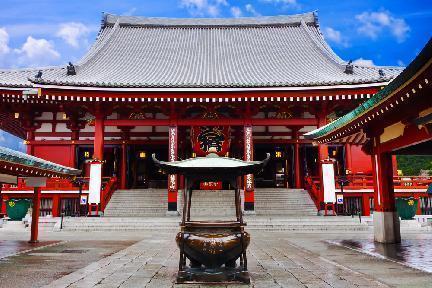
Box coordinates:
[0,0,431,150]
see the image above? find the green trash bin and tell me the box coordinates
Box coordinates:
[6,199,31,221]
[395,197,418,220]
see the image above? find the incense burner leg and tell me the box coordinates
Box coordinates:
[242,251,248,271]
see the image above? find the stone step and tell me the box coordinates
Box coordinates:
[105,188,318,217]
[58,216,370,232]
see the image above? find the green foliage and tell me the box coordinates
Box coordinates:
[396,155,432,176]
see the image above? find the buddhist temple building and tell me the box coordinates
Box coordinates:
[3,12,429,218]
[305,38,432,243]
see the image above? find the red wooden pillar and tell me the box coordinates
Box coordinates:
[392,155,398,175]
[362,194,371,216]
[93,113,105,162]
[119,127,131,190]
[371,137,400,243]
[293,128,302,188]
[51,195,60,217]
[91,112,104,211]
[168,125,178,212]
[317,112,328,165]
[30,187,41,243]
[120,142,128,189]
[1,194,8,215]
[345,143,352,174]
[0,186,3,215]
[244,125,254,211]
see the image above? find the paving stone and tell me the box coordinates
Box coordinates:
[32,229,432,288]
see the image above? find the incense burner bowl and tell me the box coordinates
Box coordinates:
[176,228,250,269]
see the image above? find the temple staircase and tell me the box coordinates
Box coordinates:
[104,189,167,217]
[64,188,369,231]
[254,188,317,216]
[104,188,317,217]
[178,190,236,218]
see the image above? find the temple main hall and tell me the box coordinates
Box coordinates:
[1,12,419,217]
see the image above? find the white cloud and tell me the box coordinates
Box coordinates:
[14,36,60,67]
[215,0,228,5]
[56,22,90,48]
[355,11,410,42]
[0,28,10,55]
[231,6,243,18]
[261,0,299,9]
[180,0,228,17]
[323,27,349,47]
[391,18,410,42]
[207,5,220,17]
[353,58,375,67]
[245,4,261,16]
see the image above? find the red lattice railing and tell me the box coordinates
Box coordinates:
[303,175,432,215]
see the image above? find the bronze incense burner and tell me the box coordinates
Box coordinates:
[153,153,269,284]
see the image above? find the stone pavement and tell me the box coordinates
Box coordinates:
[39,231,401,288]
[1,224,432,287]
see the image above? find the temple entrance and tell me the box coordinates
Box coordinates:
[77,145,120,177]
[301,145,318,177]
[127,145,168,189]
[255,144,293,188]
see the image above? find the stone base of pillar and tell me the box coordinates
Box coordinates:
[244,202,254,211]
[243,210,256,215]
[373,211,401,243]
[166,210,180,216]
[167,202,177,212]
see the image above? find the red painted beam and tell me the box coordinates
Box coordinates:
[104,118,317,127]
[39,87,381,99]
[28,138,315,146]
[34,131,311,138]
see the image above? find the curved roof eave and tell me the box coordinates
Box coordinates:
[31,81,391,92]
[305,38,432,142]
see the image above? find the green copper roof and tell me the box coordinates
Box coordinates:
[0,146,81,177]
[305,37,432,140]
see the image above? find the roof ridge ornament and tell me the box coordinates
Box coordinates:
[344,60,354,74]
[67,62,76,76]
[34,70,43,79]
[312,11,319,27]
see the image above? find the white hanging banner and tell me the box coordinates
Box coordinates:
[88,163,102,204]
[322,163,336,203]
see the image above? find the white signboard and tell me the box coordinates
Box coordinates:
[336,194,343,204]
[80,195,88,205]
[0,173,18,185]
[322,163,336,203]
[88,163,102,204]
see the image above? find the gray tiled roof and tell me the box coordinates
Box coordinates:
[4,12,403,89]
[0,67,56,88]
